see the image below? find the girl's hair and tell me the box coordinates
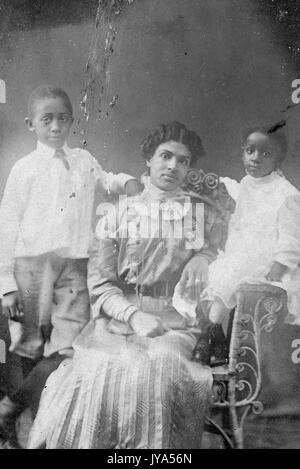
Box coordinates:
[28,85,73,117]
[141,121,206,165]
[242,121,288,160]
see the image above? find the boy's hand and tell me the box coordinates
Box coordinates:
[129,311,166,337]
[265,261,288,282]
[124,179,143,196]
[1,291,24,321]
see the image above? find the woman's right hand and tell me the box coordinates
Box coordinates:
[129,311,166,338]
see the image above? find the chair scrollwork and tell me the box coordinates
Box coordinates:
[206,283,287,448]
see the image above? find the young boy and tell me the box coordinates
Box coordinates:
[0,85,140,446]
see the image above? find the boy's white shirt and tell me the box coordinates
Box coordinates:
[0,141,133,297]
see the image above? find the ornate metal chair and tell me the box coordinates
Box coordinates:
[207,283,287,448]
[185,168,294,449]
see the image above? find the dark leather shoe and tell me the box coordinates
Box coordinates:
[0,417,20,448]
[0,437,20,449]
[192,329,211,366]
[0,398,21,448]
[209,324,229,367]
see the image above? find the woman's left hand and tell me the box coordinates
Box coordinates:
[129,311,166,337]
[178,256,209,301]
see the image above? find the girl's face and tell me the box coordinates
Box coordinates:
[147,140,191,191]
[242,132,281,178]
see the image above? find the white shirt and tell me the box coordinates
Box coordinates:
[225,173,300,269]
[205,172,300,324]
[0,141,133,296]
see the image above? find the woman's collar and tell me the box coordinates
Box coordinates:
[142,177,185,201]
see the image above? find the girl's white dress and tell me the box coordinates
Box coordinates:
[203,172,300,325]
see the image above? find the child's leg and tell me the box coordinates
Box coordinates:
[12,255,57,360]
[0,255,58,445]
[0,352,67,447]
[2,256,89,411]
[44,258,90,357]
[209,297,231,324]
[11,352,67,417]
[0,256,89,445]
[193,298,231,366]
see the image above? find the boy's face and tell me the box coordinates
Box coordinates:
[25,97,73,149]
[242,132,281,178]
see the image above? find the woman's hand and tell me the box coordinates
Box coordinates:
[129,311,166,338]
[178,256,209,301]
[265,261,288,282]
[160,309,187,330]
[1,291,24,321]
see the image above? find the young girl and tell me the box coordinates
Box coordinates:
[196,124,300,366]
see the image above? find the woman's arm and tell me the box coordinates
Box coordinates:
[88,210,165,336]
[177,204,222,300]
[88,231,139,323]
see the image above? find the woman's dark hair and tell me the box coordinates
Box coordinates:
[141,121,206,165]
[28,85,73,117]
[242,120,288,160]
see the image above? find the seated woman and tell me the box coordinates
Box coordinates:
[28,121,225,449]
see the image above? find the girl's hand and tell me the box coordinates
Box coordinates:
[129,311,166,337]
[265,261,288,282]
[1,291,24,321]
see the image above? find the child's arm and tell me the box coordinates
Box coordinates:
[100,169,141,196]
[266,194,300,281]
[91,155,141,196]
[0,164,28,316]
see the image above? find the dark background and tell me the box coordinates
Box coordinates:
[0,0,300,185]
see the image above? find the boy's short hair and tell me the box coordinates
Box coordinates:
[242,120,288,160]
[141,121,206,166]
[28,85,73,118]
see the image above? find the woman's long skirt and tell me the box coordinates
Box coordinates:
[28,317,212,449]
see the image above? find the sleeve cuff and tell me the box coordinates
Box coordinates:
[120,173,136,188]
[104,172,136,194]
[94,293,139,323]
[194,250,216,263]
[273,254,298,270]
[0,277,18,298]
[121,304,139,323]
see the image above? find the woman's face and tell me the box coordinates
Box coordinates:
[147,140,191,191]
[242,132,281,178]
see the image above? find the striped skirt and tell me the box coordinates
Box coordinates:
[28,317,213,449]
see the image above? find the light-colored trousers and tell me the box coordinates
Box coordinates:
[9,253,90,360]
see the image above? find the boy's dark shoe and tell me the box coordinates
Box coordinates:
[0,396,21,448]
[209,323,229,367]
